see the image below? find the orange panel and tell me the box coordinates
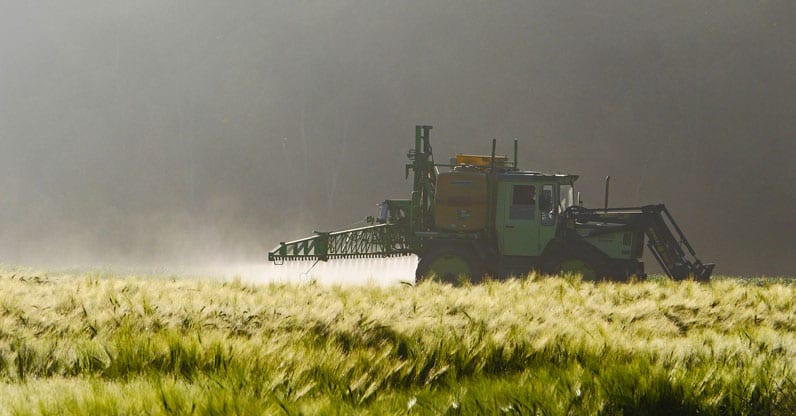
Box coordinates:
[433,171,488,231]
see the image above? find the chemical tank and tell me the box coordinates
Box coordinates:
[433,168,488,231]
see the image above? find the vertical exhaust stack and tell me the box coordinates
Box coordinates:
[513,139,518,170]
[604,176,610,213]
[489,139,497,172]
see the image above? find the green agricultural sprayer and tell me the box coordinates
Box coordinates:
[269,126,714,283]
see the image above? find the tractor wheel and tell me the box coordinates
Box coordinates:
[543,241,616,281]
[416,247,484,285]
[554,257,600,281]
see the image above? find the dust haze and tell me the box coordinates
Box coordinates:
[1,1,793,277]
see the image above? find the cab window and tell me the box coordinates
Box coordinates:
[510,184,535,220]
[560,184,574,210]
[540,184,555,226]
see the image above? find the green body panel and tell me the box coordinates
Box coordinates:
[583,231,634,259]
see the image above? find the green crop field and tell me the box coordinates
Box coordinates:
[0,266,794,415]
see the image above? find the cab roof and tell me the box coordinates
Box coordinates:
[498,171,579,183]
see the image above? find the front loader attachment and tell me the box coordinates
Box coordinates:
[567,204,714,281]
[642,205,714,281]
[268,223,412,262]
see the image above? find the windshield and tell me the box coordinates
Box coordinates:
[560,184,574,211]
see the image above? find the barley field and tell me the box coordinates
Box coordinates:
[0,266,794,415]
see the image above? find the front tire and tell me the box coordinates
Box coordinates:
[542,240,618,281]
[554,257,601,281]
[416,247,484,285]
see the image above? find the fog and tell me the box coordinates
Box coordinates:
[1,1,793,277]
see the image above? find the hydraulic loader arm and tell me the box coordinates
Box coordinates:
[640,205,714,281]
[566,204,714,281]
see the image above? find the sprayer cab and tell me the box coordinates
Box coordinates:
[268,125,714,284]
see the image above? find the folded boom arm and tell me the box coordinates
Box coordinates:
[268,223,412,262]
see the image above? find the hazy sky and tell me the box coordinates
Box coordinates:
[1,1,794,275]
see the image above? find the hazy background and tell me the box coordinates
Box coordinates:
[1,1,793,276]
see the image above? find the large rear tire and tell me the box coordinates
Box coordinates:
[416,247,484,285]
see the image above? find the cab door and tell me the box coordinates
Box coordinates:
[496,180,542,257]
[538,183,558,249]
